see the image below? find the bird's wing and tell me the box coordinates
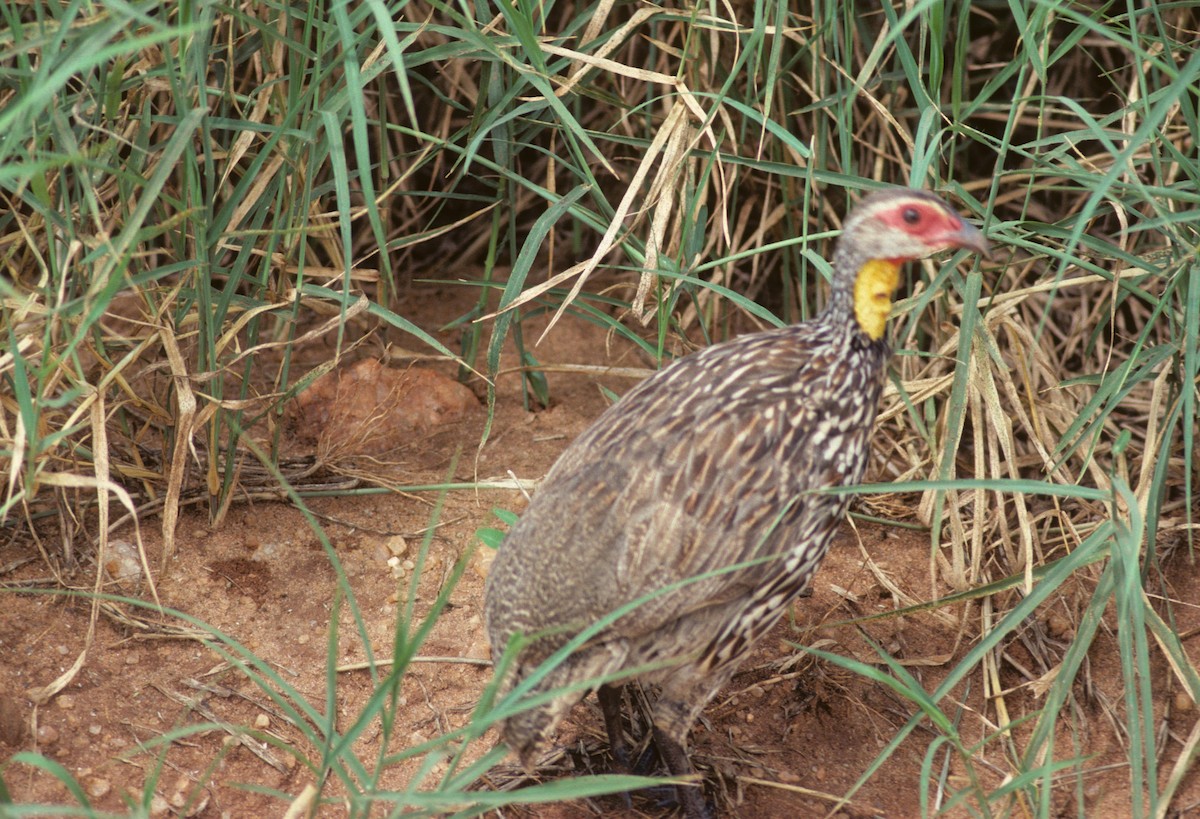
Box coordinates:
[505,325,865,646]
[604,377,846,636]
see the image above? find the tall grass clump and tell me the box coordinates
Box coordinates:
[0,0,1197,815]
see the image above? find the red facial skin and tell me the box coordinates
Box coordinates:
[877,200,969,248]
[873,199,989,263]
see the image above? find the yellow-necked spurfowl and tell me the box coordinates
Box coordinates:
[485,188,989,818]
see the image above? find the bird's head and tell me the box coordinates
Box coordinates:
[832,188,989,341]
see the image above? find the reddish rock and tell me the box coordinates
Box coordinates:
[291,359,478,455]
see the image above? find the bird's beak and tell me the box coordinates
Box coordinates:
[945,220,990,259]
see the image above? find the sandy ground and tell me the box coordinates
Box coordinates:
[2,282,1198,818]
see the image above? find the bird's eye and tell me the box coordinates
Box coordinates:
[903,207,921,224]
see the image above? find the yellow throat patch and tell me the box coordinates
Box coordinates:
[853,259,902,341]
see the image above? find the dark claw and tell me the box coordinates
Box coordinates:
[596,687,716,817]
[652,726,715,819]
[631,741,661,776]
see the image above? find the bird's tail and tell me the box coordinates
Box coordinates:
[495,647,627,772]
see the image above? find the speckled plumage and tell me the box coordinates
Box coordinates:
[484,189,987,817]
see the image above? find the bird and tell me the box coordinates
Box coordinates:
[484,188,988,818]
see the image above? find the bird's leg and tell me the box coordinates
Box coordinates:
[652,699,714,819]
[597,684,631,772]
[597,683,635,810]
[651,725,713,819]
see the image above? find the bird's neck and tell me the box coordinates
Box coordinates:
[852,259,902,341]
[819,253,902,342]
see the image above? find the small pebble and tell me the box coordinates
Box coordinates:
[254,713,270,729]
[187,791,211,816]
[1046,612,1072,638]
[37,724,59,746]
[372,541,391,564]
[473,551,495,580]
[85,777,111,798]
[104,539,143,583]
[55,695,75,710]
[1174,692,1194,713]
